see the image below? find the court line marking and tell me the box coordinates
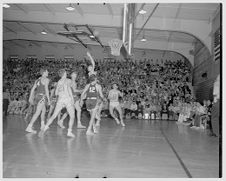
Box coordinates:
[159,127,192,178]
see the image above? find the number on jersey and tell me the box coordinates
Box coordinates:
[89,86,96,92]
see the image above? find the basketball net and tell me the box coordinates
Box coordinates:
[108,39,123,56]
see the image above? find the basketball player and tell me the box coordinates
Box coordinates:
[57,71,86,129]
[108,83,125,127]
[40,69,75,138]
[86,51,97,76]
[47,82,57,120]
[25,68,50,133]
[80,75,106,135]
[86,51,103,126]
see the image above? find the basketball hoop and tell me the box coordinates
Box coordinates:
[108,39,123,56]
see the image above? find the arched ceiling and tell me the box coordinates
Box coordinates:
[3,3,220,65]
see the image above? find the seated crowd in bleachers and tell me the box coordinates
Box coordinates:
[3,57,212,131]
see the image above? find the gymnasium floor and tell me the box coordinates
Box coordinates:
[3,113,219,178]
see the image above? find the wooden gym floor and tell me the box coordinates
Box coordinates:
[3,113,219,178]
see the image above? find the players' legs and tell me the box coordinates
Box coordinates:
[66,104,75,137]
[87,107,98,135]
[75,100,85,129]
[109,104,120,124]
[95,101,103,126]
[47,105,54,119]
[115,105,125,127]
[26,101,45,133]
[42,102,64,132]
[40,104,46,129]
[24,104,32,121]
[58,112,67,129]
[57,111,62,123]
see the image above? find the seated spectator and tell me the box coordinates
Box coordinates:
[161,102,169,119]
[130,101,138,119]
[8,96,18,114]
[123,97,132,118]
[3,88,11,116]
[137,102,143,119]
[149,103,157,119]
[168,103,175,120]
[143,104,151,119]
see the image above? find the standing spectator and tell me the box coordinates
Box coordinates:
[161,102,169,119]
[3,88,11,117]
[130,101,138,119]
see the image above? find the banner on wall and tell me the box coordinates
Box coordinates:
[9,55,19,60]
[45,55,55,60]
[27,55,37,60]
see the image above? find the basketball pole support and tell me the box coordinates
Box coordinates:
[122,3,135,58]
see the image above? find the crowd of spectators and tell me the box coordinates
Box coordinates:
[3,57,213,132]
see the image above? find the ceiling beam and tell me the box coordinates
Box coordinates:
[4,19,195,36]
[4,25,17,34]
[17,22,36,35]
[14,4,28,14]
[43,4,55,16]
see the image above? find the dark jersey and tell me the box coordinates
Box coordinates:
[86,84,98,98]
[35,78,45,95]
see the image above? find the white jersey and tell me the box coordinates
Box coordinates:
[108,89,121,102]
[57,79,71,99]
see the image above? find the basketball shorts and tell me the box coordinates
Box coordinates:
[109,101,120,108]
[57,97,74,109]
[34,94,46,105]
[86,99,98,110]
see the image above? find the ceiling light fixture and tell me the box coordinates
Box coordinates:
[141,30,147,42]
[41,30,47,35]
[3,3,10,8]
[66,4,75,11]
[141,37,147,42]
[139,9,146,14]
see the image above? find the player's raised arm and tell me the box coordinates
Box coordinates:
[87,51,95,70]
